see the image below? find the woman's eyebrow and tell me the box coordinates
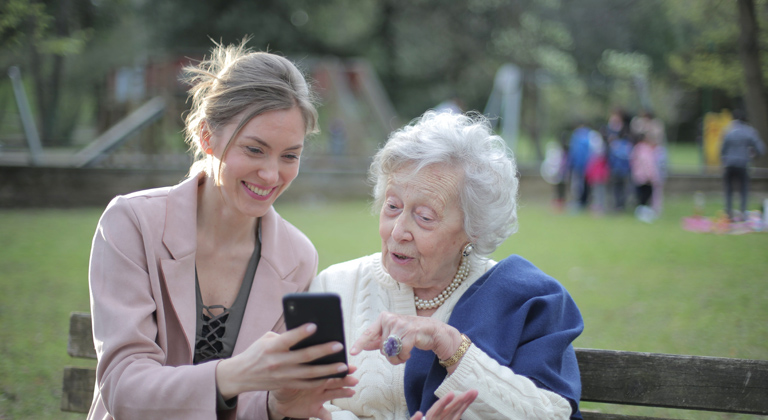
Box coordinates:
[242,136,303,151]
[242,136,270,149]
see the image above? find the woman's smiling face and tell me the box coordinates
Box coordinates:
[379,163,469,295]
[207,107,305,218]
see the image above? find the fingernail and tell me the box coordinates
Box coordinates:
[332,343,343,352]
[350,345,358,354]
[338,364,348,372]
[306,323,317,333]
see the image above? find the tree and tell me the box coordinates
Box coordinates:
[1,0,93,145]
[8,0,765,157]
[736,0,768,167]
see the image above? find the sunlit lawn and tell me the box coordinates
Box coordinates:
[1,190,767,419]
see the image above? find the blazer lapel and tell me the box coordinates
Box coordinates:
[160,173,202,359]
[157,178,306,358]
[234,206,302,355]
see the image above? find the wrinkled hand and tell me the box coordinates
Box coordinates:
[268,366,359,420]
[350,312,462,365]
[410,390,479,420]
[216,323,350,399]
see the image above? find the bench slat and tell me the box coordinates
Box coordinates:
[68,311,97,359]
[61,366,96,413]
[577,348,768,415]
[582,413,674,420]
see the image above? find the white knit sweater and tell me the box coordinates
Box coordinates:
[309,253,573,420]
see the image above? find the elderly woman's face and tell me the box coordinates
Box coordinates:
[379,164,469,293]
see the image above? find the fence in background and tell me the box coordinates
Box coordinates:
[2,161,766,208]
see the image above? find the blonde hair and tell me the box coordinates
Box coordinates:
[181,39,318,177]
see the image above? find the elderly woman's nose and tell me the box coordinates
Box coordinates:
[391,216,413,241]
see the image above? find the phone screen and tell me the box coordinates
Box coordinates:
[282,292,348,378]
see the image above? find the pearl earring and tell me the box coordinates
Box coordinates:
[462,243,474,257]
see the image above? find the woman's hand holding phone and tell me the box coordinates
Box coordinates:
[268,365,359,420]
[215,322,351,400]
[262,322,357,420]
[215,292,355,418]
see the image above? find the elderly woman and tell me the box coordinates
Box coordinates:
[311,111,584,419]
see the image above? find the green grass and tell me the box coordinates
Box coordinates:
[0,209,101,420]
[506,195,768,360]
[1,194,767,419]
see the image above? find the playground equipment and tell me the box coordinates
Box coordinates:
[311,58,400,165]
[4,58,397,171]
[484,63,522,151]
[6,66,166,168]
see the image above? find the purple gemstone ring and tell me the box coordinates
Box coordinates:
[382,334,403,358]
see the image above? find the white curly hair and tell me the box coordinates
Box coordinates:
[370,110,519,256]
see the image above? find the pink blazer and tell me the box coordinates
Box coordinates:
[87,173,318,420]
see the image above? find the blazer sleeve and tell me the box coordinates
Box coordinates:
[89,196,219,420]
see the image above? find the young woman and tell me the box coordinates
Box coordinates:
[87,41,356,420]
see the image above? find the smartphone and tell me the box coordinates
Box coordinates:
[282,292,348,378]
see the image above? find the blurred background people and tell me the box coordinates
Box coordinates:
[603,109,634,212]
[540,130,571,212]
[631,110,667,216]
[555,136,571,212]
[720,109,767,221]
[607,126,633,212]
[568,122,593,211]
[585,135,609,215]
[630,133,660,223]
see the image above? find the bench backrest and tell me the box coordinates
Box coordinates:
[63,312,768,417]
[578,348,768,417]
[62,312,97,412]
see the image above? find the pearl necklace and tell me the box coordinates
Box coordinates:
[414,254,471,310]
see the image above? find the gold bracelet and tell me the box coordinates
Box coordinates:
[439,334,472,368]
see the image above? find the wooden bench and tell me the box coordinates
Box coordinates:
[63,312,768,418]
[62,312,98,413]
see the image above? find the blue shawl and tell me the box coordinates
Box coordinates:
[403,255,584,419]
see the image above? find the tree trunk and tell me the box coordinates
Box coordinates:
[737,0,768,167]
[525,69,544,163]
[29,39,49,144]
[378,0,398,107]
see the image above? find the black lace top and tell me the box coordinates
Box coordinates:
[193,222,261,411]
[193,230,261,364]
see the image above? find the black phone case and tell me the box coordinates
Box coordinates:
[282,292,348,378]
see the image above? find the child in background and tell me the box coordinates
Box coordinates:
[541,131,571,212]
[568,123,593,211]
[608,127,633,211]
[630,133,660,223]
[653,139,668,216]
[585,136,610,215]
[541,143,567,211]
